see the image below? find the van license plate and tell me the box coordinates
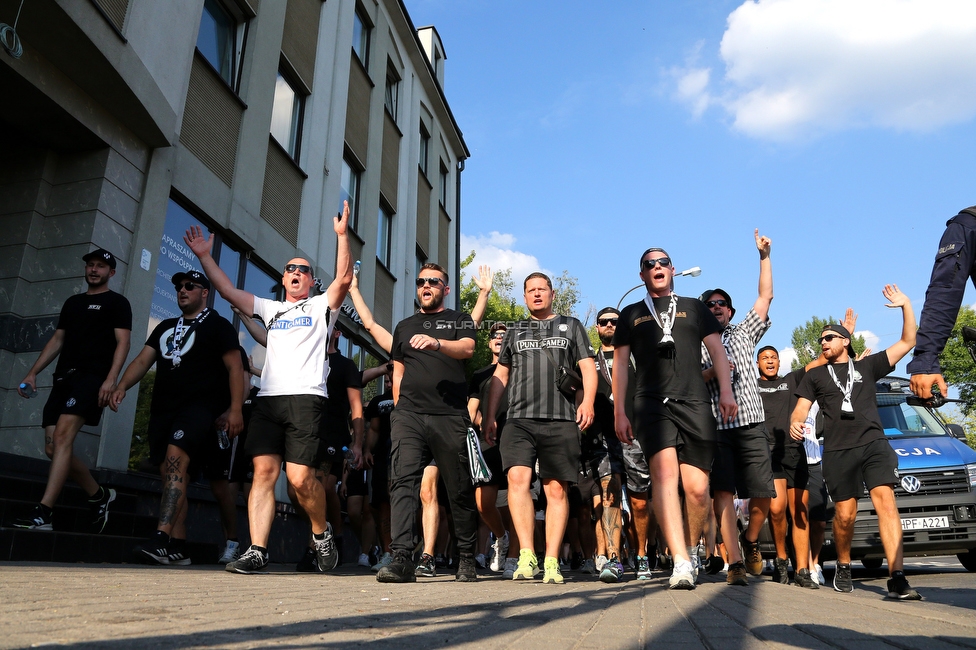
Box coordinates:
[900,516,949,531]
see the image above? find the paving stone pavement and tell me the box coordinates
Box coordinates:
[0,561,973,649]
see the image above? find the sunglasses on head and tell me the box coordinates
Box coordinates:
[641,257,671,271]
[177,282,201,292]
[597,318,618,327]
[284,263,312,274]
[415,276,445,287]
[818,334,846,344]
[705,300,729,308]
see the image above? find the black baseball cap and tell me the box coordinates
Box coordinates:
[597,307,620,319]
[700,288,735,318]
[821,323,856,358]
[639,247,671,268]
[172,270,211,290]
[82,248,117,269]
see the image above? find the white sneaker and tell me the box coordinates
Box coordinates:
[218,540,241,563]
[669,560,696,590]
[595,555,608,572]
[814,563,825,586]
[371,551,393,572]
[490,532,510,572]
[358,553,371,568]
[501,556,519,579]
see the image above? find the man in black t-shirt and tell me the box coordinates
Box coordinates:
[612,248,735,590]
[376,263,478,583]
[14,249,131,534]
[111,271,244,566]
[484,272,597,585]
[790,284,921,600]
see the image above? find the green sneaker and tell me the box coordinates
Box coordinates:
[543,556,564,584]
[512,549,539,580]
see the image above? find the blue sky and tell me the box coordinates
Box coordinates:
[410,0,976,373]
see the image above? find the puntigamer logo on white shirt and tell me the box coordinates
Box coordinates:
[270,315,313,330]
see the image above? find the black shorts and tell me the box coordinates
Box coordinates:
[622,439,651,494]
[823,438,899,502]
[147,402,220,468]
[501,418,580,484]
[771,442,809,490]
[42,372,104,428]
[576,474,602,502]
[245,395,326,466]
[633,398,716,472]
[710,422,776,498]
[807,462,829,522]
[345,468,369,497]
[475,441,507,488]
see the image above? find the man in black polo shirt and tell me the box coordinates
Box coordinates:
[483,272,597,585]
[376,263,478,583]
[612,248,735,590]
[790,284,920,600]
[14,248,131,533]
[111,271,244,565]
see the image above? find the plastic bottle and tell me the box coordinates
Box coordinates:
[19,383,36,398]
[217,429,230,450]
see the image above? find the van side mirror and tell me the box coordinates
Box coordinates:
[946,423,967,440]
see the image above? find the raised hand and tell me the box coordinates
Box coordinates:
[184,225,214,259]
[755,228,771,258]
[474,265,493,293]
[334,199,350,236]
[841,307,858,335]
[883,283,909,309]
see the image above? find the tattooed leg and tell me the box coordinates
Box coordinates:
[158,446,189,536]
[601,474,623,560]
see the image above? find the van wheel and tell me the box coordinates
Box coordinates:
[958,550,976,572]
[861,558,883,570]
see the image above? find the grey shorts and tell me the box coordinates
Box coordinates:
[622,439,650,494]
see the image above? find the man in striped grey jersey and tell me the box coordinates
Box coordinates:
[484,272,597,585]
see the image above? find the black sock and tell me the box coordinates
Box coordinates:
[168,538,186,552]
[152,530,170,544]
[313,531,326,541]
[251,545,268,555]
[88,486,105,502]
[891,570,905,578]
[39,503,53,517]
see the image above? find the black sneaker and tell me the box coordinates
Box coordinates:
[740,531,763,576]
[312,524,339,572]
[456,554,478,582]
[226,545,269,574]
[705,555,724,575]
[415,553,436,577]
[296,547,318,572]
[88,487,116,534]
[377,550,417,583]
[886,572,921,600]
[833,563,854,593]
[570,551,584,571]
[13,504,52,530]
[771,557,790,584]
[794,568,819,589]
[133,533,170,565]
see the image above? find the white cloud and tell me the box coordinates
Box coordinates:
[672,0,976,140]
[779,346,799,370]
[460,232,550,286]
[855,329,880,354]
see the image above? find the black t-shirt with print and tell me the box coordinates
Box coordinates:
[146,310,239,414]
[794,352,894,452]
[322,351,363,445]
[757,368,805,449]
[612,296,721,403]
[591,347,636,434]
[55,290,132,379]
[365,390,395,455]
[392,309,475,414]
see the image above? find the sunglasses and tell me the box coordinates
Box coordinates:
[597,318,618,327]
[415,277,446,287]
[176,282,201,292]
[641,257,671,271]
[490,331,506,340]
[818,334,846,344]
[705,300,729,308]
[284,264,312,274]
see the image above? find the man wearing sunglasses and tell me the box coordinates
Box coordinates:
[377,263,478,583]
[790,286,921,600]
[612,248,735,590]
[699,229,776,586]
[183,202,353,574]
[111,270,244,565]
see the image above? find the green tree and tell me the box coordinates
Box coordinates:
[458,255,527,372]
[937,305,976,415]
[933,406,976,451]
[552,270,581,318]
[790,315,866,370]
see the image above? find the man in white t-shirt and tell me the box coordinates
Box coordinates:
[184,203,353,574]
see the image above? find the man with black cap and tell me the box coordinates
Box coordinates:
[613,247,735,590]
[790,284,921,599]
[699,230,776,586]
[14,248,131,533]
[111,270,244,565]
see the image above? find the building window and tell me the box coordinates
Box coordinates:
[385,67,400,120]
[377,203,393,268]
[270,69,305,162]
[439,163,448,207]
[416,246,427,278]
[352,6,370,70]
[419,125,429,176]
[197,0,243,89]
[339,156,361,232]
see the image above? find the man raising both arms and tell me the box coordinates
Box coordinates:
[183,202,353,574]
[612,248,735,590]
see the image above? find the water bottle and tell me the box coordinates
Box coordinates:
[353,260,361,277]
[217,428,230,450]
[19,383,36,398]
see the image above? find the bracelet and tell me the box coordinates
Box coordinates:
[434,338,441,351]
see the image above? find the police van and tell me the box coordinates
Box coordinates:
[753,377,976,571]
